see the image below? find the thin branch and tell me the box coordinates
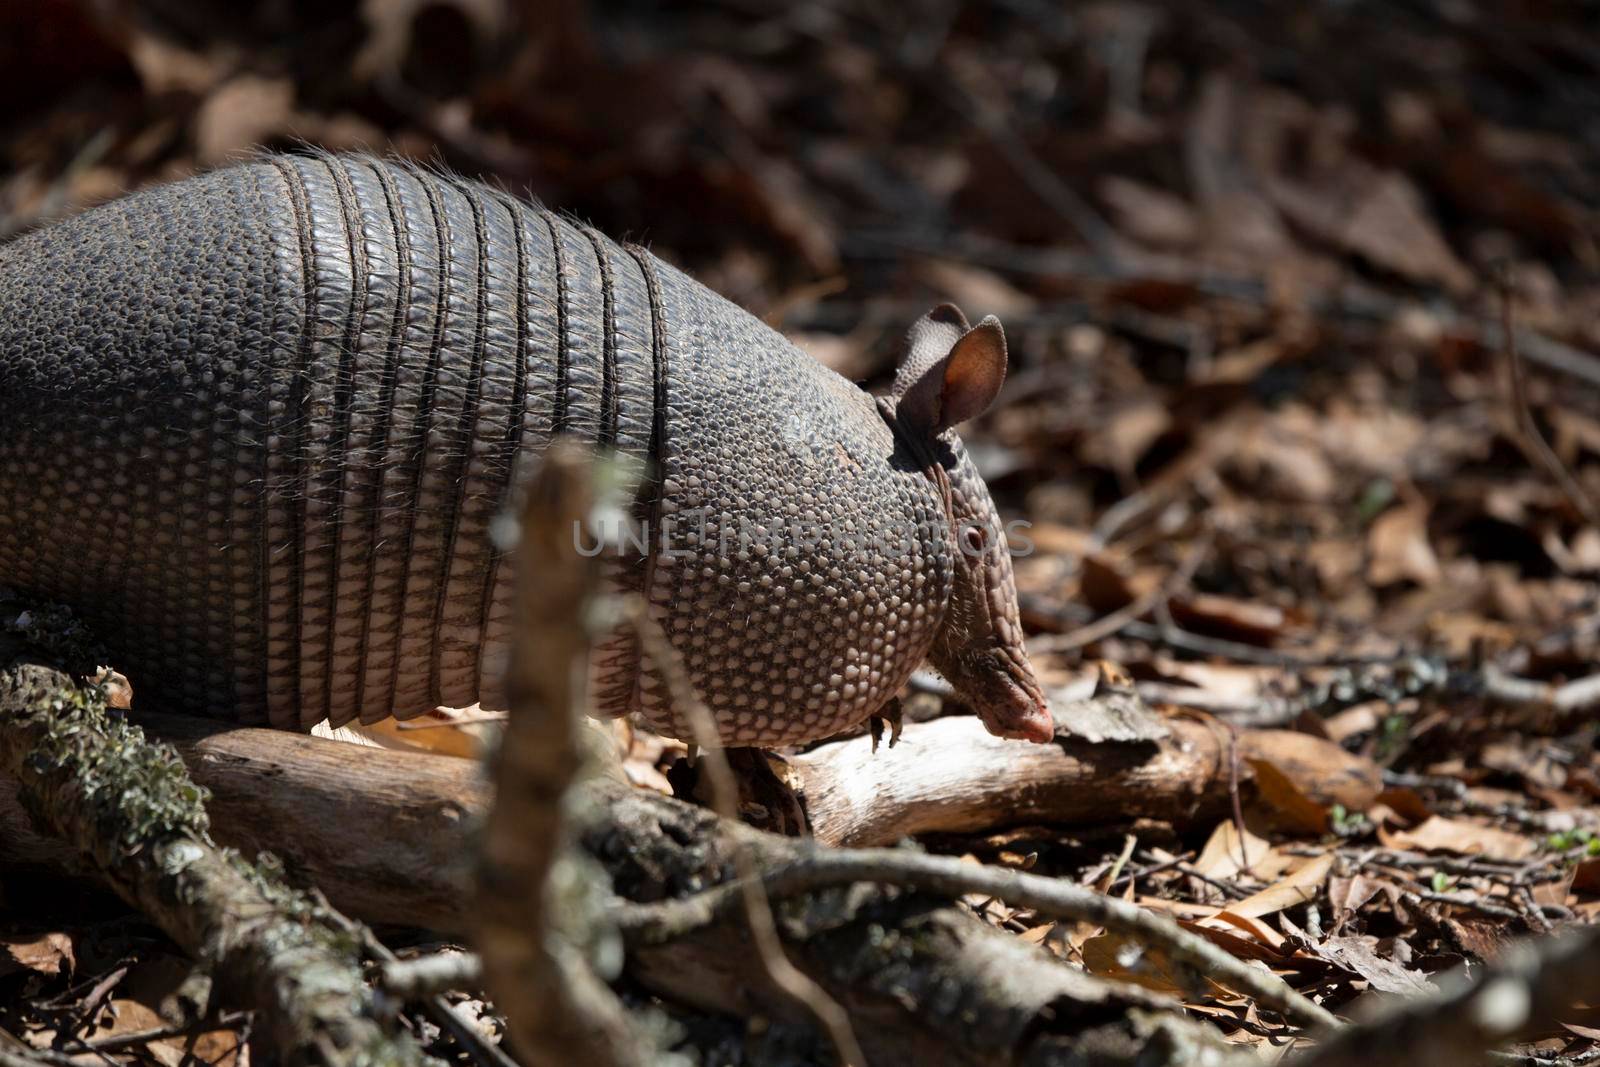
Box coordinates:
[381,953,485,1001]
[75,1011,250,1053]
[1031,529,1214,654]
[327,910,515,1067]
[611,847,1340,1033]
[473,443,655,1067]
[1499,272,1600,532]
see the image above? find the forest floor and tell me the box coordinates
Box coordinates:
[2,1,1598,1063]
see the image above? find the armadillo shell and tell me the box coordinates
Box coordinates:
[0,154,952,745]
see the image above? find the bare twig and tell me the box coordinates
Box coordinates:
[1499,273,1600,532]
[339,919,516,1067]
[75,1012,250,1054]
[612,847,1340,1033]
[381,954,485,1001]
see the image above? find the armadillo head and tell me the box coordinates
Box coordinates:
[885,305,1054,744]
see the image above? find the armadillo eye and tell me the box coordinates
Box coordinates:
[962,524,989,556]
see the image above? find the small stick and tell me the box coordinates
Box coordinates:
[474,443,654,1067]
[1031,529,1213,653]
[1499,270,1600,531]
[381,953,485,1000]
[612,847,1340,1033]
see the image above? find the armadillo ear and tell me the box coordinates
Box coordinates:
[892,306,1008,439]
[893,304,968,437]
[938,315,1008,430]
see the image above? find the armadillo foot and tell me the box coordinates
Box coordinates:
[869,696,904,753]
[669,748,806,835]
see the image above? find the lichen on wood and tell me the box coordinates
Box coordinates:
[0,604,435,1066]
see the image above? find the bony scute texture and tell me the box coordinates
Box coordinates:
[0,152,1051,748]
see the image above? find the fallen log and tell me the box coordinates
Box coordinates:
[0,702,1341,1065]
[1,712,1380,930]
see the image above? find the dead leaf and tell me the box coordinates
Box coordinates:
[1313,935,1434,996]
[1382,815,1537,861]
[1179,918,1288,959]
[1268,165,1474,293]
[1327,873,1396,929]
[1368,504,1441,587]
[1213,853,1334,922]
[1082,928,1189,994]
[1574,859,1600,895]
[1194,820,1289,881]
[0,933,74,980]
[1079,548,1158,614]
[1168,593,1290,646]
[1098,175,1201,249]
[194,76,296,165]
[1081,401,1172,480]
[1247,758,1331,835]
[1200,909,1287,950]
[915,258,1035,317]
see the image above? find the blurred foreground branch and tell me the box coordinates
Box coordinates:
[475,441,658,1066]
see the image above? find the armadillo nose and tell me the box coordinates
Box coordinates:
[1017,699,1055,744]
[986,674,1056,744]
[1008,689,1055,744]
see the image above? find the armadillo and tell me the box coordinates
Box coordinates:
[0,153,1052,747]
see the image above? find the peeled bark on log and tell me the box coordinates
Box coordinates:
[785,717,1382,847]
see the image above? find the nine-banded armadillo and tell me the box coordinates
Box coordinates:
[0,152,1052,747]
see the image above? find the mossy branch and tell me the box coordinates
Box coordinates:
[0,612,435,1067]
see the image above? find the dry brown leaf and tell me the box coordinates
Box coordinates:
[94,1000,180,1066]
[1213,853,1334,923]
[194,76,296,165]
[1194,820,1290,881]
[1079,547,1159,614]
[1381,815,1537,861]
[1573,859,1600,895]
[1247,758,1331,835]
[1019,922,1057,946]
[0,932,74,980]
[1098,175,1201,249]
[1367,504,1441,587]
[1178,918,1288,960]
[1268,165,1473,293]
[1167,593,1290,646]
[1312,935,1433,995]
[1081,400,1172,479]
[1081,928,1191,994]
[915,258,1035,317]
[1322,701,1385,743]
[1327,873,1396,930]
[1200,910,1287,950]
